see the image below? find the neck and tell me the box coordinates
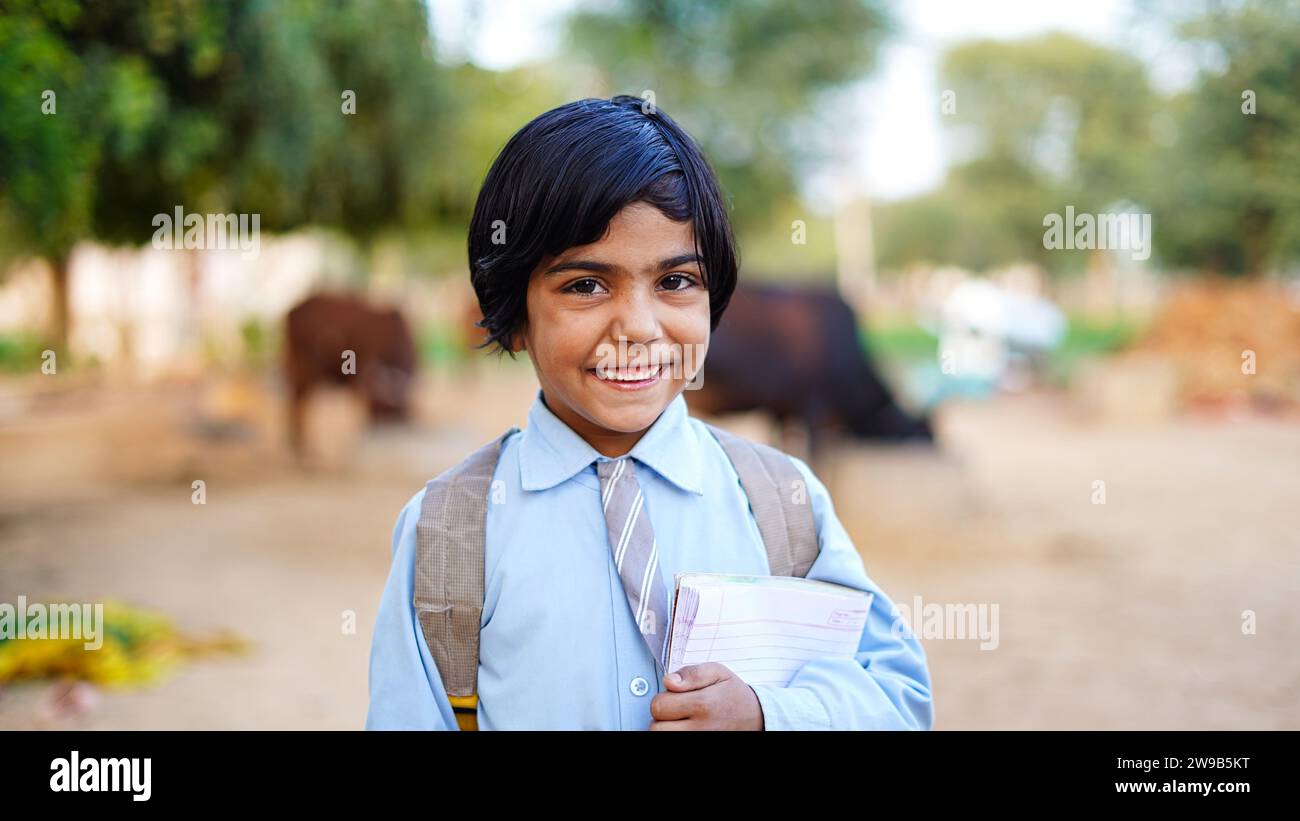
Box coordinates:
[539,391,651,457]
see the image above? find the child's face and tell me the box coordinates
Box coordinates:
[516,202,711,456]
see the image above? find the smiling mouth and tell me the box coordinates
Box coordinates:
[592,364,661,380]
[587,363,664,388]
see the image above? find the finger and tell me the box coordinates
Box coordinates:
[649,718,702,731]
[664,662,731,692]
[650,690,706,722]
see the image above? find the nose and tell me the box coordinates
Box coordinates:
[609,286,663,348]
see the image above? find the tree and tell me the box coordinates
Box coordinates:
[0,0,449,348]
[563,0,892,236]
[0,0,99,343]
[875,33,1157,274]
[1145,0,1300,275]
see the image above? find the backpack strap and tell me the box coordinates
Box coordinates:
[414,426,518,731]
[703,422,820,577]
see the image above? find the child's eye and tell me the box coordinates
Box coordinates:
[659,273,700,292]
[563,278,608,296]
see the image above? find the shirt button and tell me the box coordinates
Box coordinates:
[629,676,650,697]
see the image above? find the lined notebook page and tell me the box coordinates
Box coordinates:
[665,572,873,686]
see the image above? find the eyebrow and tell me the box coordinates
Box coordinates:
[542,253,702,278]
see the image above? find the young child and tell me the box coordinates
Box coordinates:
[366,96,932,731]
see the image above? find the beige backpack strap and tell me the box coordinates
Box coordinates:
[414,426,519,724]
[703,422,819,577]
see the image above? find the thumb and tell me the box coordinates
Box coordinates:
[663,662,728,692]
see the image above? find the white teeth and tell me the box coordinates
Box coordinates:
[595,364,661,382]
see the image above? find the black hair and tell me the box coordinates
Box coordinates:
[467,95,738,355]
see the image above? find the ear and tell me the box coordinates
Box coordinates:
[507,323,528,354]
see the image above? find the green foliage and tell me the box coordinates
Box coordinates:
[0,0,98,261]
[418,61,577,248]
[1042,316,1144,385]
[4,0,1295,294]
[417,322,469,368]
[0,0,447,266]
[564,0,892,236]
[735,201,837,279]
[212,0,447,238]
[876,32,1155,275]
[863,316,1139,389]
[1146,1,1300,274]
[878,4,1300,278]
[862,322,937,365]
[943,33,1154,200]
[0,330,50,372]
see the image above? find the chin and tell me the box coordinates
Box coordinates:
[586,390,673,432]
[589,404,662,433]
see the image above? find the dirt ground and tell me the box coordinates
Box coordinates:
[1,365,1297,729]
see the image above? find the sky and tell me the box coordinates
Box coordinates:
[428,0,1195,204]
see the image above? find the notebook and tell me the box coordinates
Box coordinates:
[664,572,874,686]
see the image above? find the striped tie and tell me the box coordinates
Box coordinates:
[597,456,670,671]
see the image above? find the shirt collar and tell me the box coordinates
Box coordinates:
[518,388,705,496]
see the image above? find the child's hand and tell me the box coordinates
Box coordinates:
[649,663,764,730]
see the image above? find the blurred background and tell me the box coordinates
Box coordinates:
[1,0,1297,729]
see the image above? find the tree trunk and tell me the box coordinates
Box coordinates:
[49,255,71,351]
[1242,206,1273,277]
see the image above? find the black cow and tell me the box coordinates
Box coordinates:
[687,283,932,458]
[283,292,418,456]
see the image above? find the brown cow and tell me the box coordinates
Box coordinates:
[283,293,418,456]
[687,282,932,459]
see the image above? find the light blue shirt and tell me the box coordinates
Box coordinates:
[366,388,933,730]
